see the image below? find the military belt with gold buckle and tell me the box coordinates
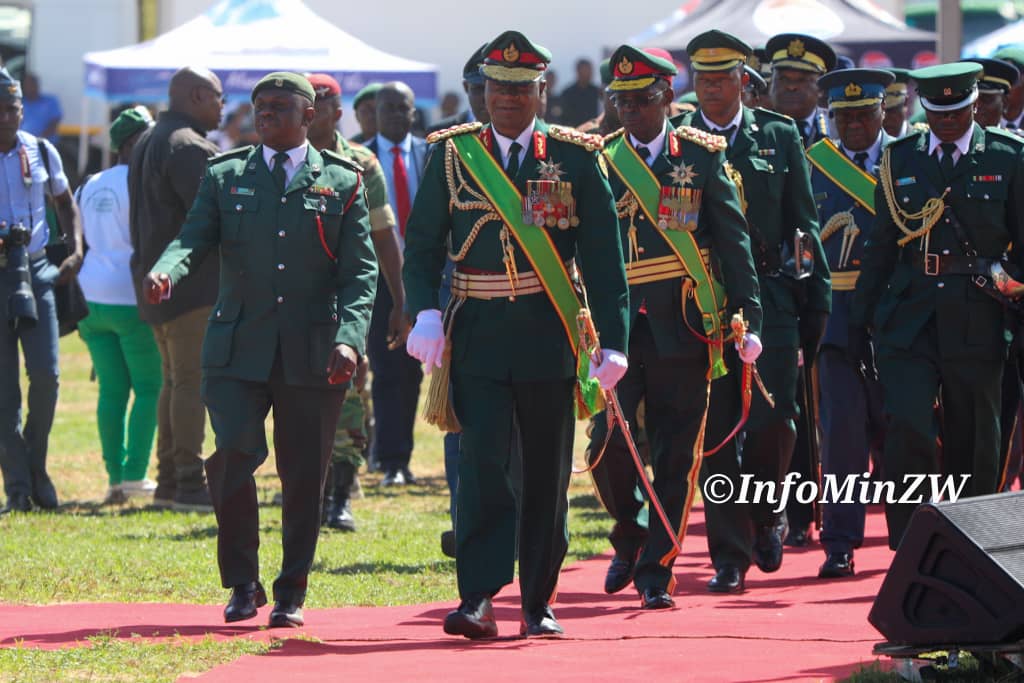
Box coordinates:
[451,259,576,300]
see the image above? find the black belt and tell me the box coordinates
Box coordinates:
[907,250,995,277]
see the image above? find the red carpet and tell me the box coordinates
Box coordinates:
[0,504,894,682]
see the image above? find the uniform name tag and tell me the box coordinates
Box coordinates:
[895,176,916,186]
[230,186,255,196]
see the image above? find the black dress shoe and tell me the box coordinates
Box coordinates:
[784,525,811,547]
[223,582,267,623]
[268,600,304,628]
[707,565,745,594]
[604,549,639,594]
[520,604,563,637]
[640,587,675,610]
[0,493,32,515]
[753,517,787,573]
[818,552,855,579]
[443,594,497,639]
[30,472,58,510]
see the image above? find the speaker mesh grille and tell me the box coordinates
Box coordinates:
[937,493,1024,583]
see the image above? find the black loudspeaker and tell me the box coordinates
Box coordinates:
[869,491,1024,645]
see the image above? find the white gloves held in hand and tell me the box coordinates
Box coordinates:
[406,309,445,372]
[735,332,763,364]
[589,349,628,390]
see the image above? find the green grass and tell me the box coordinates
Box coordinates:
[841,653,1024,682]
[0,335,615,680]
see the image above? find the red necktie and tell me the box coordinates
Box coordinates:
[391,145,411,237]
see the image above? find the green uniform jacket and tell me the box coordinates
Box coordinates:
[851,125,1024,359]
[333,131,396,234]
[152,144,378,388]
[680,106,830,347]
[403,119,629,380]
[604,123,762,355]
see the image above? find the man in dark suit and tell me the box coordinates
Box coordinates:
[588,44,762,609]
[144,72,377,628]
[807,68,894,578]
[365,81,428,485]
[679,30,830,592]
[429,45,490,134]
[850,62,1024,548]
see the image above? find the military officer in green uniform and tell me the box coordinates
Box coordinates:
[766,33,835,148]
[144,72,378,627]
[994,47,1024,131]
[849,62,1024,548]
[679,30,830,592]
[882,68,912,138]
[586,45,762,609]
[306,72,403,532]
[973,59,1021,129]
[403,30,629,639]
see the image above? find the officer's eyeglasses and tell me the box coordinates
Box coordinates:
[609,89,666,110]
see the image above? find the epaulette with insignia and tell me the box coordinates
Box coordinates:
[674,125,727,153]
[602,127,626,144]
[209,145,254,163]
[985,126,1024,147]
[322,148,364,173]
[426,121,484,145]
[547,124,604,151]
[753,107,794,124]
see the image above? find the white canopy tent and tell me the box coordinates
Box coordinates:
[962,20,1024,57]
[79,0,439,171]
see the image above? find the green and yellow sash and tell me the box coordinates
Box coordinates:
[448,132,603,417]
[806,139,876,214]
[603,134,729,379]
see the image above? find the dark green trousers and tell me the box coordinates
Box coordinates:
[876,320,1003,549]
[202,353,345,604]
[451,371,575,611]
[588,317,709,592]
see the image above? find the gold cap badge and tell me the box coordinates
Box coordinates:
[274,78,283,87]
[844,82,862,97]
[787,39,805,58]
[943,87,952,96]
[618,56,634,75]
[503,43,520,63]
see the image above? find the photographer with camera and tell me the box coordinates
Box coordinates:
[0,67,84,514]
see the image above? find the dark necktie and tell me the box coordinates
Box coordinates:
[391,145,411,237]
[800,120,812,143]
[853,152,869,171]
[635,144,651,163]
[716,125,737,143]
[271,151,289,190]
[939,142,957,179]
[506,141,522,178]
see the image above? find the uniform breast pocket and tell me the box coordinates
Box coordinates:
[303,193,345,260]
[220,195,260,243]
[202,299,242,368]
[748,156,785,193]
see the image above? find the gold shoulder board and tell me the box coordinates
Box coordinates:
[547,124,604,152]
[426,121,484,145]
[674,125,727,153]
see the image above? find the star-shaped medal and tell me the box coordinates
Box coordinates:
[669,162,698,187]
[537,159,566,181]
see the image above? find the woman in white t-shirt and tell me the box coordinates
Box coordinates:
[76,107,162,504]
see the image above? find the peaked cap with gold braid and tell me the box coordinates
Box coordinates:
[480,30,551,84]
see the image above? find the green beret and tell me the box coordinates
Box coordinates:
[480,30,552,84]
[463,43,488,85]
[766,33,836,74]
[687,30,752,72]
[110,106,153,152]
[910,62,982,112]
[994,46,1024,72]
[352,83,381,109]
[0,67,21,100]
[608,45,677,92]
[677,91,699,106]
[599,58,612,87]
[251,71,316,103]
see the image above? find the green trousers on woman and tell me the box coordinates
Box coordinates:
[78,302,163,485]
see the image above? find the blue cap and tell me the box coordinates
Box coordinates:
[0,67,21,100]
[817,68,894,110]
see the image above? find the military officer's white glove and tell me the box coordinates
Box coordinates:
[736,333,763,364]
[406,309,445,372]
[589,349,628,390]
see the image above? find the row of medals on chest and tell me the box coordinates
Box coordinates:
[521,159,701,232]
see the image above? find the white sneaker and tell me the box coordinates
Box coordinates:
[121,479,157,497]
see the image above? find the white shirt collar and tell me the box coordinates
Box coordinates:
[492,119,536,167]
[262,142,308,172]
[628,122,668,166]
[928,125,974,160]
[841,131,884,169]
[700,106,743,144]
[377,132,412,154]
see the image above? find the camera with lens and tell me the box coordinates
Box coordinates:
[0,220,38,330]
